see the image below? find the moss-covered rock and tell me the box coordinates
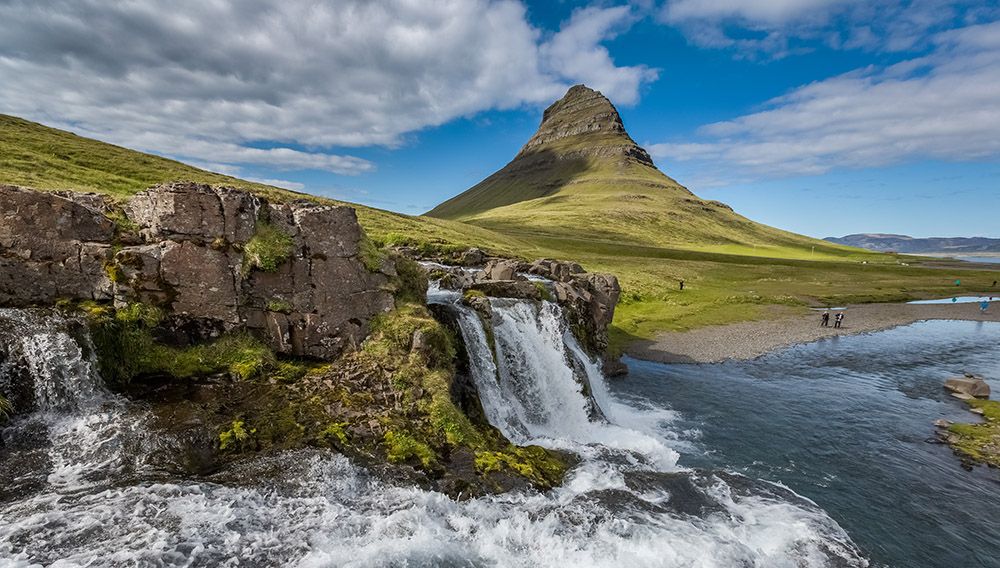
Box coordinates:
[945,399,1000,469]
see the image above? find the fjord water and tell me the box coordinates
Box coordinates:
[1,303,995,567]
[622,320,1000,567]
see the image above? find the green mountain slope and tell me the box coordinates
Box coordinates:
[427,85,854,259]
[0,113,526,256]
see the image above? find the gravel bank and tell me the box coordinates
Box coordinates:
[627,301,1000,364]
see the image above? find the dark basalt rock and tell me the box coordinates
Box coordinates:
[0,182,395,360]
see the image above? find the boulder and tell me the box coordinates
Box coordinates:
[459,248,486,266]
[944,375,990,399]
[482,259,524,281]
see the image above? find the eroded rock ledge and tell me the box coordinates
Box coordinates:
[0,182,394,359]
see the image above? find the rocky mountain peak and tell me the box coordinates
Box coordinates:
[516,84,654,167]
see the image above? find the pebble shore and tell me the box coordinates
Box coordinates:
[627,301,1000,364]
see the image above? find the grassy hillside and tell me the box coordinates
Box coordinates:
[3,112,997,352]
[0,113,527,256]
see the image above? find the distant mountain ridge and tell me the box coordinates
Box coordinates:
[825,233,1000,254]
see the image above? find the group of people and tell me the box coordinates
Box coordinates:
[820,310,844,328]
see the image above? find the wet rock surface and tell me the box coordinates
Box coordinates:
[944,373,991,399]
[0,183,394,359]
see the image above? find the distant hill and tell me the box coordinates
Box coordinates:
[825,234,1000,254]
[427,85,853,257]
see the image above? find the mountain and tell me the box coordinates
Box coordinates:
[0,113,525,256]
[427,85,844,256]
[825,234,1000,254]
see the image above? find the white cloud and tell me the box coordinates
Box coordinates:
[649,21,1000,182]
[0,0,654,177]
[658,0,997,56]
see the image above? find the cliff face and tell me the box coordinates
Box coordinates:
[0,182,395,359]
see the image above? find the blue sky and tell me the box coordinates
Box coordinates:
[1,0,998,238]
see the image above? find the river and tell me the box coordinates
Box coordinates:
[1,304,997,567]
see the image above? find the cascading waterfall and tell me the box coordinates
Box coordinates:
[0,295,870,566]
[0,308,145,496]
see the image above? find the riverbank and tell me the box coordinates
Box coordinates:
[627,301,1000,363]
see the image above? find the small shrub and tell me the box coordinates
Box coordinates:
[219,420,256,451]
[243,222,294,273]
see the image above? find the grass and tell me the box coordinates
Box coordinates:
[947,399,1000,467]
[243,222,295,273]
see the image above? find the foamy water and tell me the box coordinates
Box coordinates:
[0,303,869,567]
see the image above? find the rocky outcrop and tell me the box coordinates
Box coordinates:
[0,183,394,359]
[944,374,991,399]
[517,84,654,167]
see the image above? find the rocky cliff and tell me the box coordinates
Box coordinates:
[0,182,395,359]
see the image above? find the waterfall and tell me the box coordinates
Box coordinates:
[0,308,145,494]
[0,308,107,413]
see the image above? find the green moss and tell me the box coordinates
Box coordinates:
[146,333,278,381]
[104,261,125,283]
[219,419,256,452]
[474,446,567,488]
[463,288,487,300]
[106,208,138,235]
[947,399,1000,467]
[86,302,293,384]
[243,222,294,273]
[320,422,351,446]
[266,299,293,314]
[533,281,553,301]
[384,430,437,468]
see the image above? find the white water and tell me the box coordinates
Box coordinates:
[0,301,869,566]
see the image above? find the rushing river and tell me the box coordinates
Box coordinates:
[623,320,1000,568]
[1,302,997,567]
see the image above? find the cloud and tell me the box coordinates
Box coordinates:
[658,0,998,56]
[649,21,1000,183]
[0,0,654,178]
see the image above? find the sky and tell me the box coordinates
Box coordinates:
[0,0,998,238]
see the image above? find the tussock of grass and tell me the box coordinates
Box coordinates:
[243,223,294,273]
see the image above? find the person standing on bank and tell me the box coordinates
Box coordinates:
[834,312,844,328]
[821,310,830,327]
[679,280,684,290]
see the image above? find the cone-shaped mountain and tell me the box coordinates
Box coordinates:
[427,85,831,253]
